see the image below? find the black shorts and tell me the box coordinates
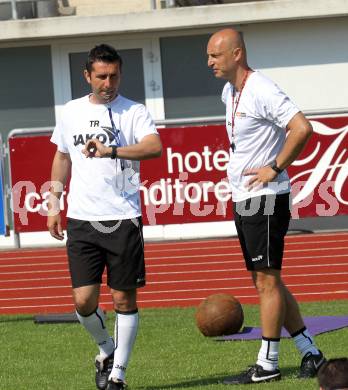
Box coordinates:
[66,217,145,290]
[233,193,291,271]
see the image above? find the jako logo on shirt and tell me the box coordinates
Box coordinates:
[73,126,116,146]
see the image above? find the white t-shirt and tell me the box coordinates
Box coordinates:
[51,94,158,220]
[221,71,299,202]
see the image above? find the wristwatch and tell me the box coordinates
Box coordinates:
[110,145,118,159]
[270,161,283,174]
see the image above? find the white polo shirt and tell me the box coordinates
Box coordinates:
[51,94,158,220]
[222,71,299,202]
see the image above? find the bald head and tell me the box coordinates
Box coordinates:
[209,28,246,54]
[207,28,248,83]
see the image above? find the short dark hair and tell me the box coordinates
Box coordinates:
[86,44,123,73]
[318,358,348,390]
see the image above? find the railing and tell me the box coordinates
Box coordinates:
[6,106,348,137]
[155,107,348,126]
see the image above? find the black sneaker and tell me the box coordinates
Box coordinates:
[106,379,127,390]
[95,353,114,390]
[298,350,326,378]
[223,364,281,385]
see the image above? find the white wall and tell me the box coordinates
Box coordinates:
[243,17,348,113]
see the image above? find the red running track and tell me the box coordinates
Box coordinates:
[0,232,347,315]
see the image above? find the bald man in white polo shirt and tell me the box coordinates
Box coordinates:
[207,28,326,385]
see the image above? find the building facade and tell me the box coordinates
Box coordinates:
[1,0,348,240]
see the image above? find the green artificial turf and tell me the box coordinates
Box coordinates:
[0,300,347,390]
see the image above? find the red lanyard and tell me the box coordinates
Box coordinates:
[231,71,249,153]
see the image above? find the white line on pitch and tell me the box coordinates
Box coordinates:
[0,303,75,310]
[145,247,348,260]
[147,254,347,267]
[0,285,72,292]
[145,272,348,285]
[10,282,347,301]
[0,231,347,258]
[0,270,346,286]
[0,276,71,283]
[0,295,73,301]
[0,238,346,261]
[0,262,67,268]
[1,252,348,269]
[136,290,347,303]
[0,269,69,275]
[144,232,348,249]
[293,291,348,296]
[1,243,347,264]
[0,249,65,256]
[0,254,66,262]
[0,261,347,277]
[144,239,348,253]
[138,282,348,295]
[0,282,343,296]
[1,290,346,309]
[0,275,347,299]
[145,263,348,275]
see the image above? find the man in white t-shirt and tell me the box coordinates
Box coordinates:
[207,28,325,384]
[47,44,162,390]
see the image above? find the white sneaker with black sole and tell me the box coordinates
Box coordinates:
[223,364,281,385]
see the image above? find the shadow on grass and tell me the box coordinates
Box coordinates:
[138,374,227,389]
[0,316,34,323]
[138,366,301,389]
[279,366,300,378]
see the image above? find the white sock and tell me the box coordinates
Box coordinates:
[256,337,280,371]
[109,309,139,382]
[291,327,320,357]
[76,307,114,359]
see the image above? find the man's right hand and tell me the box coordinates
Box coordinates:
[47,214,65,240]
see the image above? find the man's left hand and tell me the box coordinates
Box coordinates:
[243,166,278,190]
[82,138,109,158]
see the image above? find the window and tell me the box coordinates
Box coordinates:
[0,45,55,139]
[160,34,225,118]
